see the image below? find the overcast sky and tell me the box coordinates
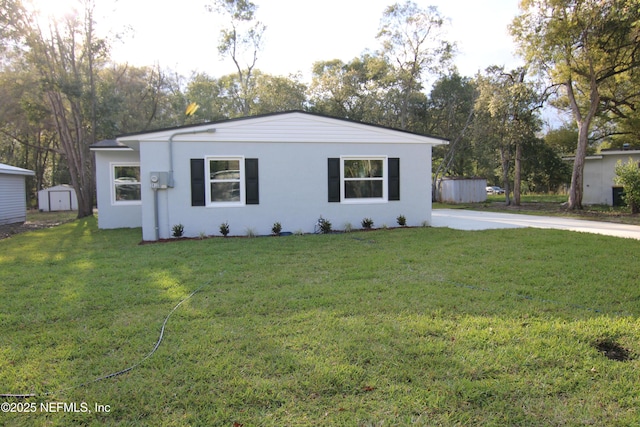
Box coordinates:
[93,0,523,82]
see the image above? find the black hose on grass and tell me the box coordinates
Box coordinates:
[0,285,205,399]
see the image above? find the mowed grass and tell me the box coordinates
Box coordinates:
[1,218,639,426]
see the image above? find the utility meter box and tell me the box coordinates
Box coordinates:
[150,172,169,189]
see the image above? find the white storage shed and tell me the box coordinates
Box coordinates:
[38,184,78,211]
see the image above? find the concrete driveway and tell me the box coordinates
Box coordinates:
[432,209,640,240]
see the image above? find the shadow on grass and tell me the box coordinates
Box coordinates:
[1,226,639,425]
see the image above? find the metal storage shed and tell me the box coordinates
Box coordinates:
[0,163,35,225]
[38,184,78,212]
[438,177,487,203]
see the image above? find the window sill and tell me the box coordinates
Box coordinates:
[341,198,388,205]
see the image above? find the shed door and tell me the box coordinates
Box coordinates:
[49,191,71,211]
[612,187,625,207]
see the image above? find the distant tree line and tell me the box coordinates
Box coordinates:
[1,0,638,215]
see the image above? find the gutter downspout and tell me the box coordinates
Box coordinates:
[168,128,217,188]
[153,187,160,240]
[152,127,216,240]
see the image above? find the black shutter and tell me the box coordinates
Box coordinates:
[190,159,206,206]
[388,157,400,201]
[245,158,259,205]
[328,158,340,202]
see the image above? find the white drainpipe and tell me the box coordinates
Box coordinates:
[168,127,217,187]
[152,127,217,240]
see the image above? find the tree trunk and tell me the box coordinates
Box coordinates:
[514,140,522,206]
[47,92,94,218]
[566,70,599,210]
[568,120,590,210]
[500,145,511,206]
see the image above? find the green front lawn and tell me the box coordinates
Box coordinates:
[1,218,639,426]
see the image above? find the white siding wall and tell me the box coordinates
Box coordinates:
[140,140,433,240]
[583,152,640,205]
[94,150,142,229]
[0,174,28,225]
[439,178,487,203]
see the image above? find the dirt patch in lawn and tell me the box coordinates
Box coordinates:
[0,211,77,240]
[595,339,634,362]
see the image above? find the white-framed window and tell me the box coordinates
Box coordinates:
[341,156,387,203]
[206,156,245,206]
[112,163,141,205]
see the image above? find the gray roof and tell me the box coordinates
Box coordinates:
[0,163,35,176]
[113,110,450,143]
[90,139,132,149]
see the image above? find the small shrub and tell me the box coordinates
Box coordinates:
[317,217,332,234]
[614,158,640,213]
[219,222,230,237]
[361,217,374,229]
[246,228,257,238]
[343,222,353,233]
[272,222,282,236]
[397,215,407,227]
[171,224,184,238]
[198,231,207,239]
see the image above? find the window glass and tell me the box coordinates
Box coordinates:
[344,159,383,178]
[345,180,383,199]
[209,159,242,203]
[114,165,141,202]
[343,158,385,200]
[210,160,240,179]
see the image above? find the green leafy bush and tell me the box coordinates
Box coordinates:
[614,158,640,213]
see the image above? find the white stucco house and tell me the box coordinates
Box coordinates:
[582,148,640,206]
[91,111,448,241]
[0,162,35,225]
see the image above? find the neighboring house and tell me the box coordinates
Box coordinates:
[0,163,35,225]
[91,111,448,241]
[582,148,640,206]
[38,184,78,212]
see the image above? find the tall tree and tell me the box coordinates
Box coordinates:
[474,66,542,205]
[98,64,187,134]
[33,1,104,217]
[0,62,61,195]
[428,72,477,200]
[309,55,391,123]
[185,72,232,121]
[3,0,108,217]
[251,71,307,115]
[376,1,453,130]
[511,0,640,209]
[207,0,266,116]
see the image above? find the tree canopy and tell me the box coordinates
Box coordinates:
[511,0,640,209]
